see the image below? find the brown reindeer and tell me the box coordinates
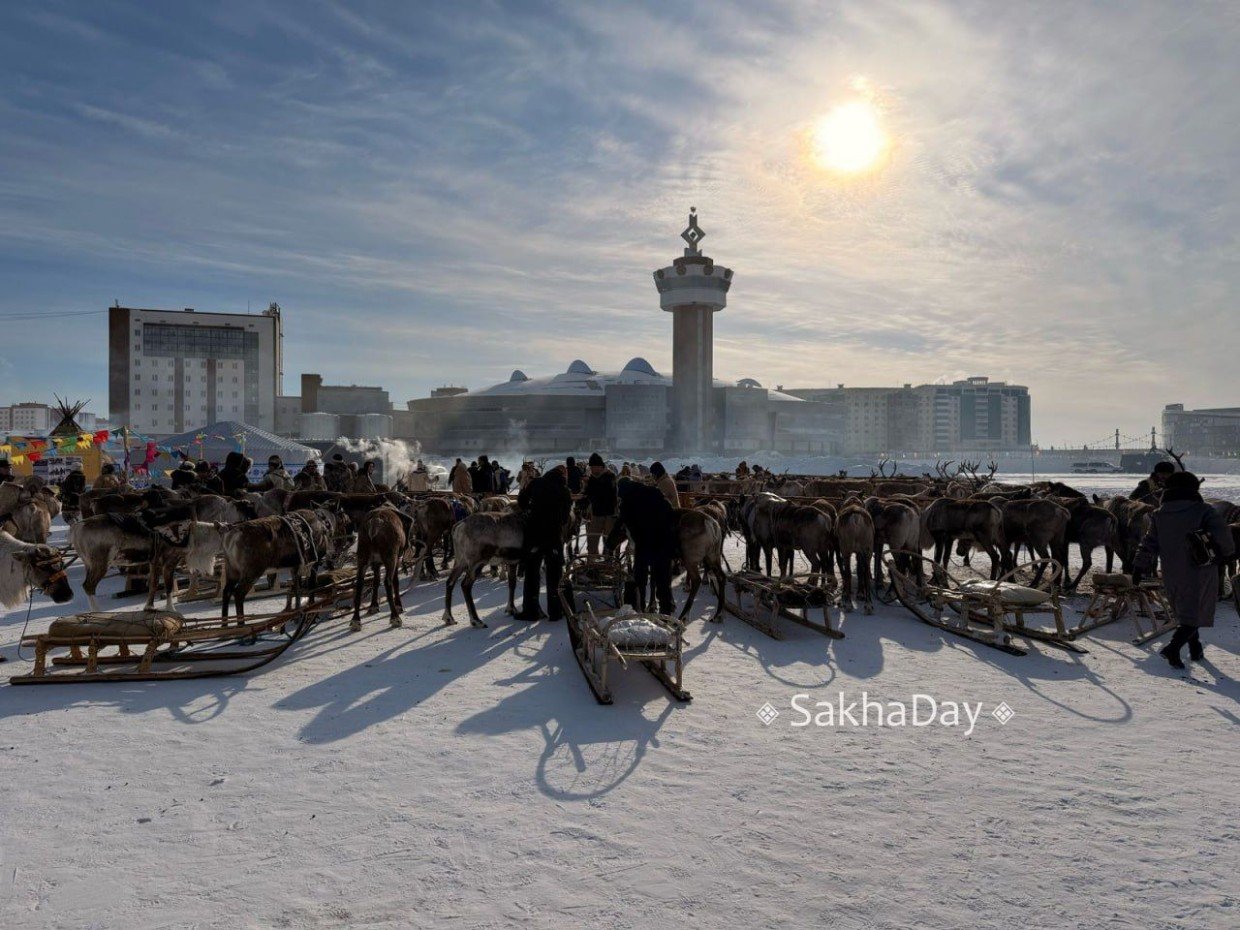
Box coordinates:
[922,497,1004,579]
[352,507,414,631]
[1000,498,1070,572]
[442,510,524,627]
[864,497,921,587]
[836,500,875,613]
[1057,497,1119,590]
[1099,495,1154,573]
[218,506,341,620]
[772,504,835,578]
[675,508,728,621]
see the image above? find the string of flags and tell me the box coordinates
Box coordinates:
[0,431,109,464]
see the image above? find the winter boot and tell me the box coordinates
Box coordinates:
[1160,644,1185,670]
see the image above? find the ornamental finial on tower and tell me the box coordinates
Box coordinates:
[681,207,705,257]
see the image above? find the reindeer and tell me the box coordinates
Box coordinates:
[835,499,875,613]
[352,507,414,631]
[675,508,728,621]
[863,497,921,588]
[922,497,1004,578]
[999,498,1071,572]
[0,530,74,608]
[442,511,523,627]
[217,506,342,620]
[739,492,785,574]
[1057,497,1119,590]
[1099,495,1154,573]
[772,504,836,578]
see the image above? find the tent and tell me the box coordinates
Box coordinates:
[158,422,320,479]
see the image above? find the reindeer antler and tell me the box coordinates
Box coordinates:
[1163,447,1187,471]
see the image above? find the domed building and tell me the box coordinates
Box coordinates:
[400,357,832,455]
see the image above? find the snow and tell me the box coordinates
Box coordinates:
[3,518,1239,929]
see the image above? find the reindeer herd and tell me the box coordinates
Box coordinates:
[2,455,1238,643]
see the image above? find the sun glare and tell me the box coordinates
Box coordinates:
[810,101,889,174]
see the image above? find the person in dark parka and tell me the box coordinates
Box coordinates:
[565,456,584,494]
[1133,471,1235,668]
[1130,461,1177,505]
[516,465,573,622]
[607,478,677,616]
[170,460,198,491]
[219,452,253,496]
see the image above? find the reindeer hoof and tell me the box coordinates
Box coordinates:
[389,617,403,628]
[441,612,457,626]
[349,621,362,632]
[470,619,488,629]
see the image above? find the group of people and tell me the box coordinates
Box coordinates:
[448,456,513,496]
[511,453,685,623]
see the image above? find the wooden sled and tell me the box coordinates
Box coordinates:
[563,602,691,705]
[885,555,1027,656]
[559,555,627,613]
[1081,573,1178,645]
[9,602,329,685]
[724,570,842,641]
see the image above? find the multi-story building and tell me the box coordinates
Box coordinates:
[299,374,390,417]
[1162,404,1240,455]
[0,403,98,436]
[784,377,1031,454]
[108,303,284,436]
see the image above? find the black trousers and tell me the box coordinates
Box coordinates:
[521,545,564,621]
[1166,624,1201,652]
[633,546,675,616]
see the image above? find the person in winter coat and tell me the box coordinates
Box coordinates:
[170,460,198,491]
[650,461,680,509]
[352,459,378,493]
[93,463,124,491]
[607,478,677,616]
[449,458,471,495]
[516,465,573,622]
[218,452,253,496]
[1133,471,1235,668]
[295,460,327,491]
[59,466,87,516]
[0,458,14,485]
[323,454,350,492]
[565,457,584,494]
[736,460,750,478]
[254,455,293,492]
[582,452,618,556]
[1130,461,1177,505]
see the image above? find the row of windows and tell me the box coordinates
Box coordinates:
[133,404,241,414]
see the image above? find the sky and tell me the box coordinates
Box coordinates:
[1,1,1237,447]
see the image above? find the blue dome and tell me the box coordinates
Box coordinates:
[566,359,595,375]
[509,370,529,382]
[622,357,659,376]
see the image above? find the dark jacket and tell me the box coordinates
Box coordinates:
[1135,499,1235,626]
[517,471,573,548]
[583,469,618,518]
[1130,478,1162,505]
[566,463,585,494]
[469,463,490,494]
[609,480,676,555]
[60,472,87,505]
[324,461,351,493]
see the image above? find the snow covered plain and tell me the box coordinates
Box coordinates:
[3,507,1239,929]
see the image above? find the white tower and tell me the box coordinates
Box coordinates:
[653,209,734,452]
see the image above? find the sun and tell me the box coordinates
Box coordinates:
[810,101,889,174]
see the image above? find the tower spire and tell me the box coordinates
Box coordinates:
[681,207,706,257]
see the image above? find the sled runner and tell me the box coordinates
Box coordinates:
[1081,573,1178,644]
[563,602,691,705]
[724,570,843,640]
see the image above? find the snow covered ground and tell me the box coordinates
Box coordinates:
[3,518,1239,929]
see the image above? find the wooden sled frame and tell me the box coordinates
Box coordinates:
[559,554,627,613]
[885,554,1027,655]
[724,570,843,641]
[9,575,356,685]
[563,602,691,705]
[1081,576,1178,645]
